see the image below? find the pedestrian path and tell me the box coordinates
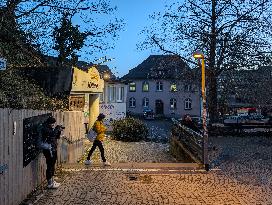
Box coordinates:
[21,136,272,205]
[27,165,272,205]
[80,138,177,164]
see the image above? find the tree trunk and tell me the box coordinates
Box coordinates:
[207,71,218,123]
[207,0,219,123]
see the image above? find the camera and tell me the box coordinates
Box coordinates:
[55,125,65,130]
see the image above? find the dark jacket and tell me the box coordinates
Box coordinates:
[37,123,62,151]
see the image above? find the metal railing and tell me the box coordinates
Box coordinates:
[171,118,204,164]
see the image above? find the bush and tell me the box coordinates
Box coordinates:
[111,117,149,142]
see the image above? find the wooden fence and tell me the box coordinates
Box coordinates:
[0,108,85,205]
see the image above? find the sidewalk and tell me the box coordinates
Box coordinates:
[25,164,271,205]
[21,136,272,205]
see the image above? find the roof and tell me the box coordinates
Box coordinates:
[15,66,73,97]
[122,55,192,80]
[44,56,117,80]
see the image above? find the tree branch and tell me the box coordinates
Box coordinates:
[151,35,198,66]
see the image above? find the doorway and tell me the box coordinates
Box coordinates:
[155,99,164,115]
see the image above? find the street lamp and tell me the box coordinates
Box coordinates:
[103,72,110,81]
[193,51,209,171]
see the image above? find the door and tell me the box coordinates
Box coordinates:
[155,100,164,115]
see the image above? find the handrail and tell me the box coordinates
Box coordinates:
[171,119,204,164]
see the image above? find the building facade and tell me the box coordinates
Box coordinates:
[122,55,201,118]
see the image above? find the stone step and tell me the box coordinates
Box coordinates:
[59,162,216,174]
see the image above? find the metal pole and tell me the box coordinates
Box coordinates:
[201,57,209,171]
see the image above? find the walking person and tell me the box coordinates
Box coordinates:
[85,113,111,166]
[37,116,64,189]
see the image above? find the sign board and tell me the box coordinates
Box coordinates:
[71,66,104,93]
[100,103,126,130]
[0,57,7,70]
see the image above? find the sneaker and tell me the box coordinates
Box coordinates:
[47,181,60,189]
[84,160,92,165]
[103,161,111,166]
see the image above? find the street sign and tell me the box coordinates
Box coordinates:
[0,57,7,70]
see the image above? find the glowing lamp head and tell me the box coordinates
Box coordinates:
[193,51,204,59]
[103,73,110,80]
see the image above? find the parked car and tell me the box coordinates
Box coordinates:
[143,108,154,120]
[223,115,247,124]
[224,114,268,124]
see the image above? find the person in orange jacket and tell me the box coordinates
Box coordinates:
[84,113,111,166]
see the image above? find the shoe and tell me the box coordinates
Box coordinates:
[47,181,60,189]
[84,160,92,165]
[103,161,111,166]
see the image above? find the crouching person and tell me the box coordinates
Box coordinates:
[85,113,111,166]
[37,116,64,189]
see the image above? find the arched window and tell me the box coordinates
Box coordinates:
[142,81,149,92]
[142,97,149,107]
[156,81,163,91]
[129,82,136,92]
[184,98,192,110]
[170,83,177,92]
[170,98,177,109]
[129,97,136,108]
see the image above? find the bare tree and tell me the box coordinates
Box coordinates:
[0,0,124,67]
[139,0,272,122]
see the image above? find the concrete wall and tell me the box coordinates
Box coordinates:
[126,80,201,118]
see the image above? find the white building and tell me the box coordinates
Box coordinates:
[99,76,127,129]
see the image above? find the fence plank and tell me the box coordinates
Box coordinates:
[0,109,5,205]
[0,108,84,205]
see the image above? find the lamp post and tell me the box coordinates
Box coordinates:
[193,51,209,171]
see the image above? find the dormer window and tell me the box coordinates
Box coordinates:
[142,81,149,92]
[156,81,163,91]
[129,82,136,92]
[170,83,177,92]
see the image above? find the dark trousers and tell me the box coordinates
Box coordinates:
[43,149,57,181]
[87,140,106,162]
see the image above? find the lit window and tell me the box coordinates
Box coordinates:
[142,81,149,92]
[184,98,192,110]
[170,83,177,92]
[170,98,177,109]
[156,81,163,91]
[117,87,124,102]
[142,97,149,107]
[108,86,116,102]
[129,82,136,92]
[129,97,136,108]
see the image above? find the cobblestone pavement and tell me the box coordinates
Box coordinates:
[22,119,272,205]
[33,169,271,205]
[80,138,177,164]
[209,136,272,186]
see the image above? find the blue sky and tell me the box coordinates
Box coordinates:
[86,0,167,77]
